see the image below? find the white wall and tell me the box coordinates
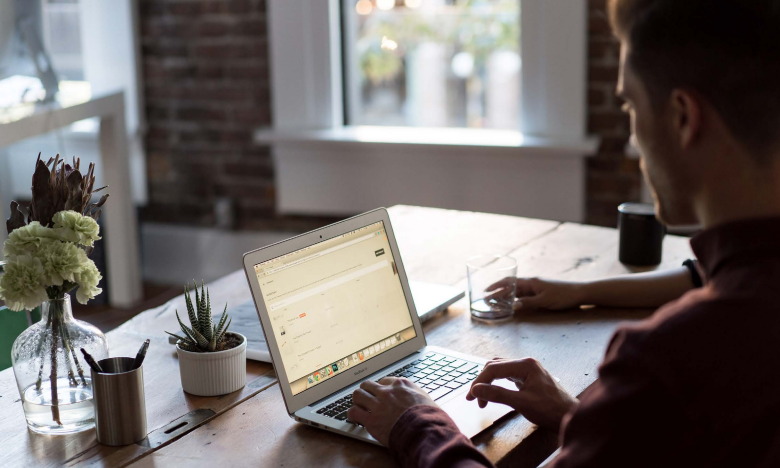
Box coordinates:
[274,144,585,222]
[79,0,147,204]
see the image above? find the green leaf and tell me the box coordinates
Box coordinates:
[165,331,186,341]
[184,284,198,331]
[208,329,217,352]
[176,313,197,342]
[178,341,198,352]
[197,281,209,336]
[189,325,209,349]
[214,305,228,342]
[216,317,232,345]
[177,310,208,349]
[165,331,195,347]
[193,280,201,326]
[202,286,213,341]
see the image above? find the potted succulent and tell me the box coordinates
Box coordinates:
[166,282,246,396]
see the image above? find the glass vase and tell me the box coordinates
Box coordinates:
[11,294,108,434]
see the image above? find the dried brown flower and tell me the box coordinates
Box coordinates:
[6,153,109,235]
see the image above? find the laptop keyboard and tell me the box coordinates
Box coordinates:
[315,353,483,423]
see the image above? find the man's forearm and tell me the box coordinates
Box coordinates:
[389,406,495,468]
[576,266,694,309]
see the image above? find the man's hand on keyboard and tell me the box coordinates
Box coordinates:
[466,358,577,433]
[348,377,436,446]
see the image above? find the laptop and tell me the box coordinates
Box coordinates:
[242,208,514,444]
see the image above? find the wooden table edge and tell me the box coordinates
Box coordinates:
[65,370,278,467]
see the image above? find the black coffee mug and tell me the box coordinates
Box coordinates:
[618,203,665,266]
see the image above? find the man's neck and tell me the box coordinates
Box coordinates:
[695,154,780,229]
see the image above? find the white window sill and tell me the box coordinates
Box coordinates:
[254,126,599,158]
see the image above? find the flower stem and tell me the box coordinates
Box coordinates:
[49,308,62,425]
[59,328,78,387]
[34,311,53,391]
[60,324,87,386]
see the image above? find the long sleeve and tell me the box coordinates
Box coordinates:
[548,328,691,468]
[388,405,495,468]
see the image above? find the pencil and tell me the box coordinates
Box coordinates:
[80,348,104,373]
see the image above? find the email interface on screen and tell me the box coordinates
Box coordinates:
[254,221,416,396]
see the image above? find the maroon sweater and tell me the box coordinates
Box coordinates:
[388,218,780,468]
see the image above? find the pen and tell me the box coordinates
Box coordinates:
[80,348,104,373]
[132,339,150,370]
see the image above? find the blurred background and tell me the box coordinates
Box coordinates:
[0,0,639,330]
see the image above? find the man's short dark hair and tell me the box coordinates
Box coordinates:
[609,0,780,158]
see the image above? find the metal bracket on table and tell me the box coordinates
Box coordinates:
[138,408,216,448]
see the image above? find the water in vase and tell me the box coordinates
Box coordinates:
[22,377,95,434]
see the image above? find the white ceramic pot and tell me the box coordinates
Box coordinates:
[175,332,247,396]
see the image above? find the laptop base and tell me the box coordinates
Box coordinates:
[295,346,514,444]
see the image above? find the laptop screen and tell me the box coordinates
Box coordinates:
[253,221,417,396]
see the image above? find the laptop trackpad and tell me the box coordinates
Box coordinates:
[440,379,516,439]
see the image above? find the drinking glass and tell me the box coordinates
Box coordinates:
[467,255,517,320]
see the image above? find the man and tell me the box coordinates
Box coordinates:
[347,0,780,466]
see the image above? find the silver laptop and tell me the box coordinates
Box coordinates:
[242,208,513,444]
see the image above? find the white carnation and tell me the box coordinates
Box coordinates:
[53,210,101,247]
[3,221,58,257]
[37,241,90,286]
[0,254,49,311]
[73,260,103,304]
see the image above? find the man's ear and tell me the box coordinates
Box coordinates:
[670,89,701,149]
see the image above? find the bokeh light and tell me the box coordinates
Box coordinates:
[355,0,373,15]
[381,36,398,51]
[377,0,396,11]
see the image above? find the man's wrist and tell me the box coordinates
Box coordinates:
[572,282,592,306]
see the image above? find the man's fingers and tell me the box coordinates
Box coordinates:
[516,293,545,310]
[378,377,398,386]
[485,276,515,293]
[347,405,371,426]
[470,383,523,408]
[515,278,539,296]
[360,380,385,396]
[466,359,538,400]
[352,388,379,411]
[484,288,510,302]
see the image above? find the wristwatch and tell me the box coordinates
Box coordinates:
[682,259,703,288]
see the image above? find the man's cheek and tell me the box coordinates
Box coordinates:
[639,157,649,183]
[639,158,660,200]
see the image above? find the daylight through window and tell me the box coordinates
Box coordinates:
[343,0,521,130]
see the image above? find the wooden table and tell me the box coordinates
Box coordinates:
[0,206,694,467]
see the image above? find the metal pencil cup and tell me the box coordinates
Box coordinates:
[91,357,147,446]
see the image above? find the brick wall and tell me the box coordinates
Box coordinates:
[138,0,638,230]
[585,0,641,227]
[140,0,288,230]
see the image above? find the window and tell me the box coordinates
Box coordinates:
[42,0,84,81]
[263,0,591,221]
[342,0,521,130]
[0,0,83,81]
